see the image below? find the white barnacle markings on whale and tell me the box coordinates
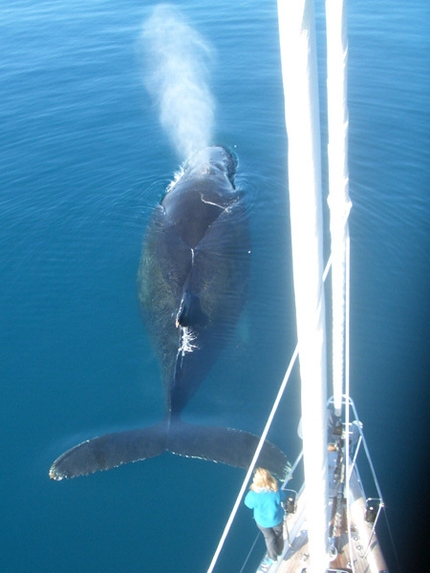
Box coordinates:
[179,326,198,355]
[199,192,225,210]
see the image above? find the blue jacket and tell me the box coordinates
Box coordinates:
[244,488,287,528]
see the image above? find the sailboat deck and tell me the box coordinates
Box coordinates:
[263,467,388,573]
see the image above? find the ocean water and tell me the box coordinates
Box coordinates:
[1,1,429,572]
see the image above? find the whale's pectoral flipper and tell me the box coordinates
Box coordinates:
[50,418,289,481]
[167,420,289,480]
[49,420,169,480]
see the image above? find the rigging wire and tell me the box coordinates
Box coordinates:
[205,345,298,573]
[382,506,402,573]
[345,229,355,571]
[206,255,333,573]
[237,532,260,573]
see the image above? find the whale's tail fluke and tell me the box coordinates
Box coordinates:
[49,421,169,481]
[49,418,289,481]
[166,420,289,479]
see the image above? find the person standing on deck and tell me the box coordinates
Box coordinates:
[244,467,287,567]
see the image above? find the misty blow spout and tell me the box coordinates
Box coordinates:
[141,5,215,160]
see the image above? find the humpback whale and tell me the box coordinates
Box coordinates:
[49,146,289,481]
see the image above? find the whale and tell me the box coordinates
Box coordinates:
[49,146,289,481]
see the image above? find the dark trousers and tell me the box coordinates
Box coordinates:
[257,521,284,561]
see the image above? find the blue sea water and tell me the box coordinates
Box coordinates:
[1,1,429,572]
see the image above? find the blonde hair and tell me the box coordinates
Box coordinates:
[250,467,278,492]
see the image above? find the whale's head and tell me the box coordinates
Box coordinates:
[185,146,237,186]
[161,145,240,249]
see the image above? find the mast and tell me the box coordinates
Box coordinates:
[277,1,329,571]
[207,3,390,572]
[326,0,351,417]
